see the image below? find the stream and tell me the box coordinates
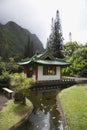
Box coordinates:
[16,90,63,130]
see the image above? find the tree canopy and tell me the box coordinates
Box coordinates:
[63,42,87,77]
[46,10,64,58]
[64,42,79,58]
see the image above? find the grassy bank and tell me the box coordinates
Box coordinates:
[58,84,87,130]
[0,98,32,130]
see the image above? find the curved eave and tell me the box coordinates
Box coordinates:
[34,60,71,66]
[17,60,32,65]
[17,59,71,67]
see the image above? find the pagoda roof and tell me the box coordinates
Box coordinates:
[18,50,71,67]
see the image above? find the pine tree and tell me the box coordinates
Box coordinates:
[47,10,64,58]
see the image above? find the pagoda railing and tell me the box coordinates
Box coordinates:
[30,77,76,90]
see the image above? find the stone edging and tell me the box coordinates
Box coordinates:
[56,95,68,130]
[7,104,33,130]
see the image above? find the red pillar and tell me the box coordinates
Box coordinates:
[60,67,62,80]
[35,65,38,81]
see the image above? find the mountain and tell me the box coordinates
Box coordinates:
[0,21,44,60]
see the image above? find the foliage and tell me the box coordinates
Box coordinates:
[0,71,10,90]
[79,65,87,77]
[10,73,34,104]
[0,57,6,74]
[0,57,23,75]
[6,57,23,73]
[0,56,24,91]
[10,73,34,91]
[64,42,79,58]
[63,42,87,77]
[59,84,87,130]
[0,99,32,130]
[0,58,10,89]
[70,47,87,76]
[46,10,64,58]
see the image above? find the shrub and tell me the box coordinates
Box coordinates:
[0,71,10,90]
[10,73,34,104]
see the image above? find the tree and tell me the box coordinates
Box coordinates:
[64,42,79,59]
[63,43,87,77]
[71,46,87,77]
[47,10,64,58]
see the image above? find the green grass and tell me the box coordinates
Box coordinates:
[0,98,32,130]
[58,84,87,130]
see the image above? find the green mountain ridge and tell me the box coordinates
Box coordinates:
[0,21,44,60]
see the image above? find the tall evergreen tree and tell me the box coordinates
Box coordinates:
[47,10,64,58]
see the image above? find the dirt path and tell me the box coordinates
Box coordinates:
[0,93,8,111]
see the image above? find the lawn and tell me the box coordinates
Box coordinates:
[0,98,32,130]
[58,84,87,130]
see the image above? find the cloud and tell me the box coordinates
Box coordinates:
[0,0,87,47]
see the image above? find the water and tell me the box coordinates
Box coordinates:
[16,90,63,130]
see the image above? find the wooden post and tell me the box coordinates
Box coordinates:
[60,67,62,80]
[36,65,38,81]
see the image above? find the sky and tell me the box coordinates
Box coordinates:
[0,0,87,48]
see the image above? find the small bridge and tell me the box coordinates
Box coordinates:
[30,78,76,91]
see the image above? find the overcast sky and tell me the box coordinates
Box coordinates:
[0,0,87,48]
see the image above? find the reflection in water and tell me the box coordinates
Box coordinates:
[16,90,62,130]
[28,110,50,130]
